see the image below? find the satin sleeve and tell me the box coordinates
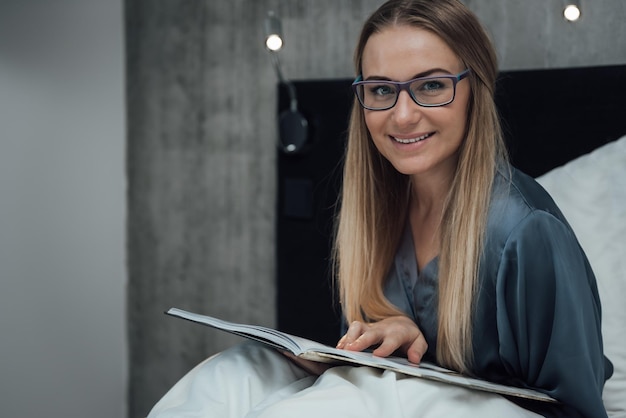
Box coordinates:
[496,210,611,418]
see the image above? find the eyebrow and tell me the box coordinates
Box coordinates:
[363,68,453,81]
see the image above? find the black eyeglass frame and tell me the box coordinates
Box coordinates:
[352,68,471,110]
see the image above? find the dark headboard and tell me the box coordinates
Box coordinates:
[276,65,626,345]
[495,65,626,177]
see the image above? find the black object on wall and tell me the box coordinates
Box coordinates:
[276,80,352,345]
[276,65,626,345]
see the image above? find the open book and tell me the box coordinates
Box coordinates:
[166,307,557,403]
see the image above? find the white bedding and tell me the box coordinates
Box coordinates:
[148,342,541,418]
[149,136,626,418]
[537,135,626,417]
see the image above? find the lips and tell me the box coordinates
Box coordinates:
[392,132,435,144]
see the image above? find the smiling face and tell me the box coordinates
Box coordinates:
[361,25,470,181]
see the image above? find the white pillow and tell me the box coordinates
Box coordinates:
[537,135,626,417]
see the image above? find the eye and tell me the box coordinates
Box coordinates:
[412,78,451,97]
[420,80,445,91]
[368,83,396,97]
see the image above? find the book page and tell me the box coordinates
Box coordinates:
[167,308,303,354]
[166,308,557,403]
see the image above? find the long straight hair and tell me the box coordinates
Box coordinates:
[333,0,507,373]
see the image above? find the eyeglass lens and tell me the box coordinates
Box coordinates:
[356,76,457,109]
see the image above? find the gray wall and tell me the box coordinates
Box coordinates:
[126,1,626,416]
[0,1,126,418]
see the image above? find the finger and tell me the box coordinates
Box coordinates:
[336,322,361,349]
[371,336,402,358]
[336,334,347,349]
[345,328,382,352]
[406,333,428,364]
[342,321,367,347]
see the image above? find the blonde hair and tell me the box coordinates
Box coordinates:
[333,0,507,373]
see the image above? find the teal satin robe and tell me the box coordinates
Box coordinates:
[384,166,613,418]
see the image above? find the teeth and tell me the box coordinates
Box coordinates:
[393,133,432,144]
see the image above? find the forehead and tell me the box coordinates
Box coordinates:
[361,25,462,79]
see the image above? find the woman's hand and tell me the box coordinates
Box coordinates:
[336,316,428,364]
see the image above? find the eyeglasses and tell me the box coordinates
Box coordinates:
[352,69,471,111]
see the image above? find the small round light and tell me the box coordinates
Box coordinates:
[563,5,581,21]
[265,34,283,51]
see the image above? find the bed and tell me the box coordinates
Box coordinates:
[149,65,626,417]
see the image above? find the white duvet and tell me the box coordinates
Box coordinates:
[148,342,541,418]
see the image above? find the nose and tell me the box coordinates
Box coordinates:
[391,90,422,127]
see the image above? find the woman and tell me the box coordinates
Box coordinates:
[332,1,612,417]
[149,1,612,417]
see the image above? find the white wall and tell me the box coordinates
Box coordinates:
[0,1,127,417]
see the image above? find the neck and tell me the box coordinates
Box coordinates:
[409,168,454,218]
[408,176,450,272]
